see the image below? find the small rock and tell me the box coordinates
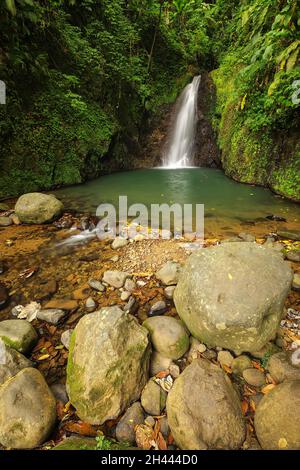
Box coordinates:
[116,402,144,444]
[85,297,96,312]
[37,309,66,325]
[124,279,136,292]
[231,355,252,375]
[156,261,181,286]
[0,320,37,353]
[61,329,73,350]
[292,273,300,291]
[277,230,300,241]
[148,300,167,317]
[251,342,279,359]
[202,349,217,360]
[289,348,300,367]
[141,379,167,415]
[123,296,138,314]
[238,233,255,242]
[143,316,189,360]
[254,380,300,449]
[120,291,131,302]
[0,339,32,386]
[169,364,180,378]
[187,337,207,362]
[136,280,147,288]
[0,203,9,211]
[144,416,155,428]
[50,383,68,404]
[0,283,9,310]
[217,350,234,368]
[44,299,78,311]
[164,286,176,300]
[102,271,129,288]
[110,255,119,262]
[0,368,56,449]
[10,215,21,225]
[111,237,128,250]
[150,351,173,375]
[243,368,265,387]
[160,416,169,438]
[286,250,300,263]
[88,279,105,292]
[0,216,12,227]
[267,352,300,383]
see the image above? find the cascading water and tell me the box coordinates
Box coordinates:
[163,75,201,168]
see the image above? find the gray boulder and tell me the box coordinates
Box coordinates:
[66,307,151,424]
[143,316,189,360]
[174,243,293,354]
[0,339,32,385]
[0,368,56,449]
[267,352,300,383]
[255,381,300,449]
[0,319,38,353]
[116,402,144,444]
[156,261,181,286]
[15,193,63,224]
[166,359,246,450]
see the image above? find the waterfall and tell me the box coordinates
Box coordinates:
[163,75,201,168]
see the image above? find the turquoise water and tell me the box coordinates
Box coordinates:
[53,168,300,225]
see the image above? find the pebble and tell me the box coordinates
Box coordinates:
[61,329,74,350]
[102,271,129,288]
[231,355,252,375]
[124,278,136,292]
[11,215,21,225]
[164,286,176,300]
[217,350,234,368]
[120,291,131,301]
[85,297,96,312]
[111,237,128,250]
[88,279,105,292]
[0,216,12,227]
[123,296,138,314]
[144,416,155,428]
[110,255,119,262]
[159,416,169,438]
[202,349,217,360]
[292,273,300,291]
[242,368,265,387]
[169,364,180,378]
[148,300,167,317]
[37,309,66,325]
[286,250,300,262]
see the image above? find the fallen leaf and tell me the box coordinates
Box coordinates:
[221,364,233,374]
[135,424,154,450]
[63,421,98,437]
[241,400,249,415]
[157,432,167,450]
[261,384,276,394]
[155,370,170,379]
[250,399,256,412]
[37,354,50,361]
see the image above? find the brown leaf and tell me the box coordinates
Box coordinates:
[241,400,249,416]
[221,364,233,374]
[261,384,276,394]
[157,432,167,450]
[63,420,98,437]
[156,370,169,379]
[135,424,154,450]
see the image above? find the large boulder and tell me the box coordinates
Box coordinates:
[166,359,246,450]
[0,368,56,449]
[174,243,293,354]
[0,339,32,386]
[254,381,300,449]
[143,316,189,360]
[0,319,38,353]
[66,307,151,424]
[15,192,63,224]
[267,352,300,383]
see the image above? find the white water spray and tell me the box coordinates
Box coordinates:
[163,75,201,168]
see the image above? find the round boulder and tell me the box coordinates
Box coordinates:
[15,193,63,224]
[255,381,300,449]
[143,316,189,360]
[174,243,293,354]
[67,307,151,424]
[166,359,246,449]
[0,368,56,449]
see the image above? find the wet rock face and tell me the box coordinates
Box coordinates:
[66,306,151,424]
[166,359,246,450]
[174,242,293,354]
[0,368,56,449]
[15,193,63,224]
[254,380,300,450]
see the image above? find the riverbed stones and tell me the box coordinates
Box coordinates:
[143,316,189,360]
[155,261,181,286]
[66,306,151,424]
[0,368,56,449]
[166,359,246,450]
[267,352,300,383]
[15,193,63,224]
[102,271,129,288]
[85,297,96,312]
[174,242,293,354]
[141,378,167,415]
[124,278,136,292]
[286,250,300,262]
[242,368,265,387]
[292,273,300,291]
[37,308,66,325]
[217,350,234,368]
[254,380,300,449]
[164,286,176,300]
[150,351,173,375]
[148,300,167,317]
[88,279,105,292]
[0,216,12,226]
[0,339,32,386]
[0,319,38,353]
[61,329,73,350]
[111,237,128,250]
[116,402,144,444]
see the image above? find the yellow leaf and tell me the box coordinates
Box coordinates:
[241,94,247,110]
[261,384,276,394]
[228,273,233,280]
[278,438,288,449]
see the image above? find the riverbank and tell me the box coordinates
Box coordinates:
[0,201,300,450]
